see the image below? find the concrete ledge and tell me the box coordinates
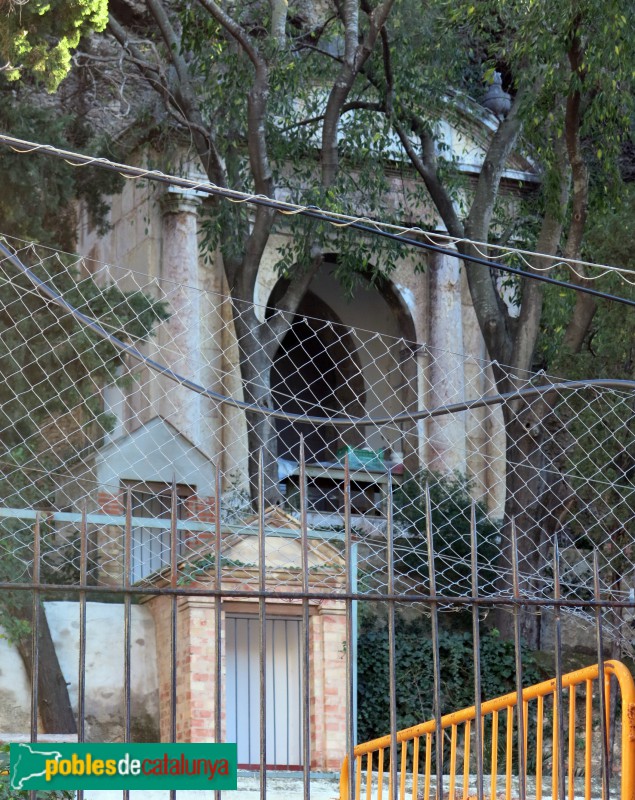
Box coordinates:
[81,772,340,799]
[0,733,78,744]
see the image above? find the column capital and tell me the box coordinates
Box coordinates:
[160,187,203,216]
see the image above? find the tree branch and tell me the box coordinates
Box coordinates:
[270,0,288,46]
[107,16,167,90]
[268,251,324,346]
[196,0,264,72]
[461,91,526,370]
[393,117,464,238]
[196,0,272,197]
[278,100,385,133]
[321,0,396,186]
[512,138,569,377]
[108,11,224,185]
[466,91,526,238]
[561,28,595,354]
[144,0,226,187]
[379,22,393,115]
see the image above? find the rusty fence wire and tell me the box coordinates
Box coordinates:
[0,235,634,799]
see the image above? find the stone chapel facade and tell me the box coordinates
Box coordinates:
[68,110,536,767]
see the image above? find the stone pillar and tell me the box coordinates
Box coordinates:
[426,250,466,474]
[200,246,226,471]
[462,277,489,498]
[309,600,347,771]
[461,273,506,516]
[159,190,202,446]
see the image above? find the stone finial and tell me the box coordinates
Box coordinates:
[482,71,512,119]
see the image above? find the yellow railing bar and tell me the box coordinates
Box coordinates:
[505,706,513,800]
[463,720,471,800]
[449,724,457,800]
[339,660,635,800]
[553,690,559,800]
[423,733,431,800]
[412,736,420,800]
[491,709,498,800]
[568,685,576,800]
[536,694,543,800]
[399,740,407,800]
[585,680,593,800]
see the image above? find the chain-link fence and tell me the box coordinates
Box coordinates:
[1,233,635,797]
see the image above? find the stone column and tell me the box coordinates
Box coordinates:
[426,250,466,474]
[159,190,202,446]
[200,245,226,471]
[462,277,489,498]
[461,273,506,516]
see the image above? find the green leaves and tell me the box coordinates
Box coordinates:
[0,89,124,250]
[0,254,169,506]
[357,607,542,759]
[0,0,108,91]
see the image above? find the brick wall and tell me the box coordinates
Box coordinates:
[148,595,224,744]
[310,600,348,770]
[95,491,217,584]
[147,592,347,771]
[96,491,124,585]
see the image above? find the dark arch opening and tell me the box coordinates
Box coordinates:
[270,290,365,463]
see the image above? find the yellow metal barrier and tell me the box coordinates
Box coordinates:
[340,661,635,800]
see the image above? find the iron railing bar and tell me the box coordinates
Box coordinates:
[214,463,222,800]
[258,448,267,799]
[344,452,356,800]
[272,618,277,767]
[426,483,443,800]
[553,538,566,800]
[594,550,611,800]
[470,502,484,800]
[123,490,132,800]
[510,519,526,800]
[299,437,311,800]
[77,503,88,800]
[28,512,40,800]
[284,619,289,767]
[78,503,87,744]
[169,478,178,800]
[387,471,398,800]
[247,618,251,764]
[5,580,635,607]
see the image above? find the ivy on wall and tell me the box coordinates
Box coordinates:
[357,608,543,767]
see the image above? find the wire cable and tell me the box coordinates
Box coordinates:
[2,133,635,307]
[2,239,635,430]
[3,133,634,282]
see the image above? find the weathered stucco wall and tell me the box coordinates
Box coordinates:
[0,602,159,742]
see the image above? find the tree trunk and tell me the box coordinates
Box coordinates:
[497,400,551,647]
[233,309,286,506]
[497,388,580,648]
[13,599,77,733]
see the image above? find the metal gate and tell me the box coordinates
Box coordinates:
[226,615,303,769]
[2,235,635,800]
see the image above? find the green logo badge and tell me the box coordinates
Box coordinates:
[10,743,237,790]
